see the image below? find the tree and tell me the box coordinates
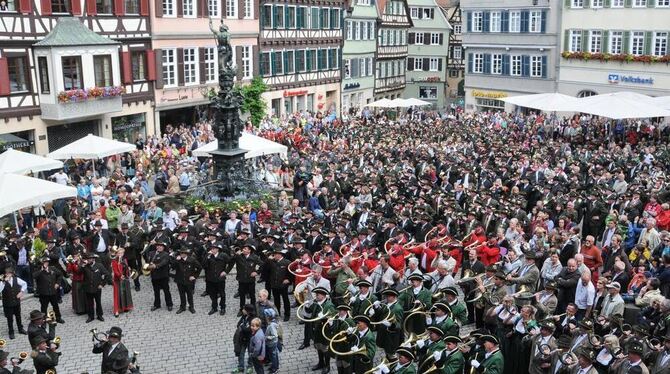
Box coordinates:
[234,77,268,127]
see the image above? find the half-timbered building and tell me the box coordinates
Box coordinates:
[151,0,258,131]
[258,0,344,115]
[373,0,411,100]
[0,1,154,154]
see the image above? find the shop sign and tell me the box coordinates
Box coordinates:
[113,121,144,131]
[472,90,508,98]
[416,76,441,82]
[343,83,360,90]
[608,73,654,85]
[283,90,308,97]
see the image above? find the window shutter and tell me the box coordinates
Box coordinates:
[644,31,652,54]
[153,49,163,87]
[623,31,630,53]
[541,56,547,78]
[114,0,124,15]
[86,0,96,14]
[155,0,163,16]
[467,53,473,73]
[235,46,243,80]
[41,0,52,15]
[584,0,590,7]
[284,6,289,28]
[196,0,203,16]
[438,58,442,71]
[238,0,244,19]
[199,48,206,84]
[483,53,491,74]
[564,0,570,6]
[351,58,359,77]
[422,58,429,71]
[520,11,529,33]
[408,32,415,44]
[177,48,184,86]
[272,6,278,29]
[502,55,510,75]
[0,57,9,96]
[407,57,414,71]
[604,0,611,6]
[482,11,490,32]
[466,12,471,32]
[252,46,259,76]
[521,55,529,76]
[305,50,311,71]
[624,0,631,7]
[140,0,148,15]
[439,33,443,45]
[297,7,303,29]
[121,51,132,84]
[501,11,509,32]
[581,30,589,51]
[19,0,32,13]
[648,0,655,7]
[602,31,609,53]
[177,0,183,16]
[564,30,570,51]
[540,10,547,33]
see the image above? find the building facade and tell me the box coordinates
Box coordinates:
[404,0,450,109]
[558,0,670,98]
[341,0,377,114]
[0,2,153,154]
[374,0,412,100]
[443,0,464,99]
[258,0,344,116]
[461,0,560,112]
[151,0,258,132]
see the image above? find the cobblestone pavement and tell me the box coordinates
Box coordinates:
[1,275,474,374]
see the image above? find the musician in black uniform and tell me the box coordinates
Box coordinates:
[27,310,55,349]
[82,253,110,323]
[227,244,263,316]
[92,326,129,374]
[172,247,202,314]
[30,336,60,374]
[0,267,27,339]
[33,257,64,324]
[145,240,173,311]
[118,221,144,291]
[269,249,292,321]
[203,242,230,315]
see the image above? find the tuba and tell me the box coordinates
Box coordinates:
[400,331,429,348]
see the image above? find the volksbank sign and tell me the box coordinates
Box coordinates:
[608,73,654,85]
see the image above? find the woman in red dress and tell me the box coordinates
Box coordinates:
[111,248,134,317]
[66,253,87,315]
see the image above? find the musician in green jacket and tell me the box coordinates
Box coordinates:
[350,315,376,374]
[377,347,417,374]
[375,288,405,360]
[443,287,468,326]
[328,258,357,305]
[427,302,458,337]
[304,286,337,373]
[470,335,504,374]
[349,280,377,317]
[416,326,447,366]
[437,336,466,374]
[399,274,433,334]
[325,304,355,374]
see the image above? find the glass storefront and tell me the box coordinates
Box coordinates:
[0,130,35,153]
[112,113,147,143]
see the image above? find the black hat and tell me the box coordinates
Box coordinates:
[576,347,595,362]
[557,334,573,349]
[29,310,45,320]
[120,223,129,230]
[336,304,352,311]
[0,350,8,361]
[579,319,594,330]
[485,265,497,272]
[94,220,103,227]
[442,287,458,297]
[355,280,372,288]
[32,336,48,346]
[381,288,399,297]
[396,347,415,361]
[494,271,506,280]
[313,287,329,295]
[154,239,167,246]
[209,242,223,250]
[242,244,256,252]
[239,229,251,236]
[178,247,191,254]
[407,274,423,282]
[524,251,537,260]
[353,315,371,325]
[628,341,644,355]
[545,281,557,290]
[480,335,499,345]
[291,237,307,245]
[272,249,288,256]
[540,321,556,331]
[444,336,463,344]
[107,326,123,339]
[40,256,50,263]
[427,326,445,337]
[433,302,451,314]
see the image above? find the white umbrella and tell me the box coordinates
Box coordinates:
[577,92,670,119]
[192,132,288,159]
[0,149,63,175]
[0,173,76,217]
[47,134,135,160]
[389,98,410,107]
[366,98,395,108]
[501,93,582,112]
[404,98,432,107]
[650,96,670,111]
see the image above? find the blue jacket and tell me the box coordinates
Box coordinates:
[249,329,266,359]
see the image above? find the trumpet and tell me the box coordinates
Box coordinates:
[142,263,153,276]
[46,310,57,324]
[46,370,56,374]
[130,269,139,280]
[10,351,29,364]
[0,339,5,349]
[364,357,398,374]
[52,336,61,348]
[90,328,108,342]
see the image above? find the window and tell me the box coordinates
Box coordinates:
[125,0,140,14]
[275,5,284,28]
[357,0,370,5]
[331,9,340,29]
[321,7,330,29]
[273,52,283,74]
[96,0,113,14]
[530,55,543,77]
[131,51,146,81]
[208,0,219,17]
[38,57,50,94]
[658,0,670,6]
[430,33,440,45]
[62,56,83,90]
[354,21,360,40]
[370,22,375,40]
[454,24,461,35]
[429,58,439,71]
[296,50,306,72]
[410,7,418,18]
[7,56,29,93]
[473,53,483,73]
[241,46,252,79]
[318,49,327,70]
[569,30,582,52]
[471,11,483,32]
[359,58,365,76]
[367,57,373,76]
[631,31,645,56]
[310,7,319,29]
[453,46,462,59]
[93,55,113,87]
[161,49,176,86]
[509,11,521,33]
[589,30,602,53]
[287,6,296,28]
[182,0,194,16]
[51,0,70,13]
[612,0,624,6]
[529,11,542,33]
[204,47,216,82]
[262,5,272,28]
[415,32,424,45]
[654,32,668,56]
[633,0,646,6]
[182,48,197,84]
[226,0,236,17]
[419,86,437,99]
[362,22,369,40]
[423,8,432,19]
[346,21,352,40]
[591,0,603,7]
[414,58,423,71]
[511,55,521,76]
[609,31,623,54]
[283,50,294,73]
[344,59,350,78]
[571,0,583,7]
[260,52,271,76]
[1,0,16,10]
[490,11,501,32]
[162,0,174,16]
[244,0,252,18]
[491,54,502,75]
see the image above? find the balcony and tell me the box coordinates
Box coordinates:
[41,88,123,121]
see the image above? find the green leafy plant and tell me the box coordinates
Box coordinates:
[184,192,276,214]
[234,77,268,127]
[32,237,47,260]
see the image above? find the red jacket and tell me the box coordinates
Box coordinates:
[66,262,84,282]
[408,244,438,273]
[478,245,500,266]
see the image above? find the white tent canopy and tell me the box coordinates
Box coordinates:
[389,98,410,107]
[650,96,670,110]
[366,98,396,108]
[192,132,288,159]
[577,92,670,119]
[0,149,63,175]
[502,93,582,112]
[0,173,76,217]
[47,134,136,160]
[404,98,432,107]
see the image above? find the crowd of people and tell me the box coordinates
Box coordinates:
[1,107,670,374]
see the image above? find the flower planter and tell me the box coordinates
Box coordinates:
[41,96,123,121]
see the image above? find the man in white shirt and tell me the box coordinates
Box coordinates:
[49,170,69,186]
[0,267,28,339]
[574,272,595,321]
